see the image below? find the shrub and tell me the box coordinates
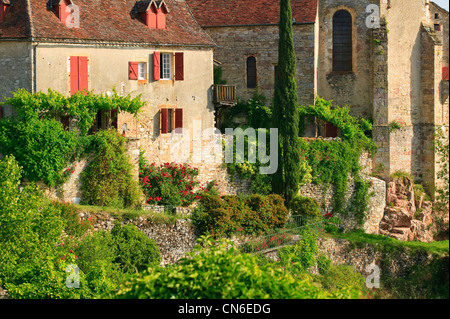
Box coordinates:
[139,161,202,207]
[113,237,361,299]
[110,221,161,274]
[191,193,289,237]
[80,129,142,209]
[290,196,321,218]
[0,155,91,298]
[0,118,77,187]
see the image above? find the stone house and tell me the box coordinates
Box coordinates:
[187,0,449,195]
[0,0,225,185]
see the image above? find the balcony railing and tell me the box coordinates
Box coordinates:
[213,85,237,105]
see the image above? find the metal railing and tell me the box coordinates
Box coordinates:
[238,216,328,255]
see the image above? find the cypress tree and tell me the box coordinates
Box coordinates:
[272,0,301,206]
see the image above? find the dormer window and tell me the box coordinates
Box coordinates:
[0,0,11,23]
[138,0,169,29]
[54,0,73,24]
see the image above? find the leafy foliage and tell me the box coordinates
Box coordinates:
[110,222,161,274]
[272,0,302,206]
[191,193,289,237]
[80,129,142,209]
[0,117,77,186]
[2,88,144,136]
[290,195,321,218]
[113,236,361,299]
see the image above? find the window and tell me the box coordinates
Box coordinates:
[160,108,183,134]
[160,53,171,80]
[129,62,147,81]
[153,52,184,81]
[56,0,73,24]
[70,56,88,95]
[434,24,441,31]
[89,110,118,135]
[333,10,352,72]
[141,0,168,29]
[435,13,440,19]
[247,56,257,88]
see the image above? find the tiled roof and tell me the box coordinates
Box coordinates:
[186,0,318,27]
[0,0,215,47]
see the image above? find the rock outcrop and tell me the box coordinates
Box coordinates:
[380,176,434,242]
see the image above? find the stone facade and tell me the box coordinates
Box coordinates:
[187,0,449,198]
[203,23,317,106]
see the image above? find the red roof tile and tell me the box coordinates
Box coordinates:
[186,0,318,27]
[0,0,215,47]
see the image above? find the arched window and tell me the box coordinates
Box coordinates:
[333,10,352,72]
[246,56,257,88]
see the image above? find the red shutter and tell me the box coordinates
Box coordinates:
[153,52,160,81]
[156,8,166,29]
[129,62,139,80]
[148,5,157,28]
[175,52,184,81]
[70,56,79,95]
[175,109,183,130]
[160,108,168,134]
[443,66,449,80]
[78,57,89,95]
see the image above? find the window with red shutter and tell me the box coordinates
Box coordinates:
[175,53,184,81]
[129,62,139,80]
[58,0,72,24]
[154,52,160,81]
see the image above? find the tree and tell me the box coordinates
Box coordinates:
[272,0,301,206]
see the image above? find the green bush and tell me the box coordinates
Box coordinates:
[290,195,321,218]
[0,118,77,187]
[113,237,361,299]
[110,221,161,274]
[315,263,367,292]
[0,155,92,298]
[191,193,289,237]
[80,129,142,209]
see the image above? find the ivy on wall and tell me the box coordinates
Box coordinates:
[0,89,145,196]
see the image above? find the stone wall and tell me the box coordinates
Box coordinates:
[203,23,316,106]
[0,41,32,117]
[317,0,375,119]
[316,237,444,280]
[298,148,386,234]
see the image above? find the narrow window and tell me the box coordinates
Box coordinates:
[247,56,257,88]
[160,108,182,134]
[333,10,352,72]
[435,13,439,19]
[160,53,171,80]
[274,64,278,88]
[138,62,146,80]
[434,24,441,31]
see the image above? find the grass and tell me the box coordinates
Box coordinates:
[73,204,185,225]
[326,229,449,256]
